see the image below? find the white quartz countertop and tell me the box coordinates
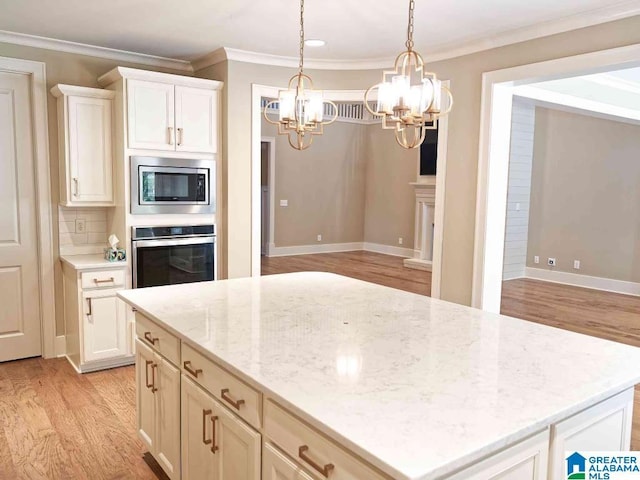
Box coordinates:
[118,272,640,480]
[60,254,127,270]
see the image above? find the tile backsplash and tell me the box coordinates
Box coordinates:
[58,206,109,255]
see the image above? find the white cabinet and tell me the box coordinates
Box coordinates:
[181,376,261,480]
[127,80,218,154]
[263,443,315,480]
[62,261,132,373]
[549,389,634,479]
[51,85,115,206]
[136,338,181,480]
[82,288,127,362]
[127,80,175,151]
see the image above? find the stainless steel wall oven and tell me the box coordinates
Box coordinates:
[132,225,216,288]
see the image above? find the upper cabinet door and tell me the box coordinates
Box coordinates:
[175,86,218,154]
[67,95,114,203]
[127,80,175,151]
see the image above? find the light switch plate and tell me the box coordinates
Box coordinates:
[279,200,288,207]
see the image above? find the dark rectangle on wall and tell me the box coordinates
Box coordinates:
[419,123,438,176]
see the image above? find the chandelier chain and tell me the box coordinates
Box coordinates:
[299,0,305,72]
[406,0,415,51]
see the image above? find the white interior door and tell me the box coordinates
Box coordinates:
[0,71,42,362]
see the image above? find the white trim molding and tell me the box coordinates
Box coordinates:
[0,56,56,359]
[363,243,414,258]
[472,43,640,313]
[267,242,364,257]
[55,335,66,357]
[0,30,192,72]
[524,268,640,297]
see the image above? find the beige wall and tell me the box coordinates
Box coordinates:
[199,15,640,305]
[363,125,417,248]
[262,119,367,247]
[0,42,189,335]
[527,108,640,282]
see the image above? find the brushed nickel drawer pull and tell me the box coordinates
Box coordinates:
[221,388,245,410]
[73,177,79,197]
[202,409,212,445]
[145,360,157,393]
[298,445,334,478]
[168,126,174,145]
[210,415,219,454]
[143,331,158,345]
[93,277,115,284]
[183,361,202,378]
[177,127,183,146]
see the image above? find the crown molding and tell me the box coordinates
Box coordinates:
[0,30,193,73]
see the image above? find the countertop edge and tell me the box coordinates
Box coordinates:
[118,290,640,480]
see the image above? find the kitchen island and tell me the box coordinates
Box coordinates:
[119,272,640,480]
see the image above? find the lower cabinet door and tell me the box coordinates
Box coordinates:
[263,442,316,480]
[214,394,261,480]
[182,376,217,480]
[156,357,181,480]
[82,289,127,362]
[136,339,156,453]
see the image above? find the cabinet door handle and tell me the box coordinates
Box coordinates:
[210,415,219,454]
[220,388,245,410]
[298,445,334,478]
[168,126,174,145]
[177,127,183,146]
[143,331,158,345]
[93,277,115,284]
[73,177,79,197]
[145,360,157,392]
[202,409,212,445]
[183,360,202,378]
[86,297,92,318]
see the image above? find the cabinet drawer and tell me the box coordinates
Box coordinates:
[181,342,261,429]
[263,442,316,480]
[264,400,388,480]
[81,269,125,289]
[135,313,180,365]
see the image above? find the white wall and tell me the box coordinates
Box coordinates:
[502,99,535,280]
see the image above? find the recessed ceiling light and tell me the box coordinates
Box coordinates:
[305,39,326,47]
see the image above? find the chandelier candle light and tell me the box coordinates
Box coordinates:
[365,0,453,149]
[263,0,337,150]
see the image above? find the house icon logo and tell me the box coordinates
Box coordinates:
[566,452,587,479]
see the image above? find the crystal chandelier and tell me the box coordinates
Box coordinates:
[263,0,337,150]
[364,0,453,149]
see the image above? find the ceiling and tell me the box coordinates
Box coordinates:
[1,0,640,63]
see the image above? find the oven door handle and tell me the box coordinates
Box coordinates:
[132,236,215,248]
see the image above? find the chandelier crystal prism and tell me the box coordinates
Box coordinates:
[263,0,337,150]
[364,0,453,149]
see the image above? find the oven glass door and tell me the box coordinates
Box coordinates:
[140,166,208,204]
[134,237,215,288]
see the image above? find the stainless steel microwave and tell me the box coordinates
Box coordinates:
[130,156,216,214]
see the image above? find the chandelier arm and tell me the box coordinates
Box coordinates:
[423,77,437,114]
[323,100,339,125]
[263,100,281,125]
[363,84,382,116]
[440,86,454,116]
[299,0,305,74]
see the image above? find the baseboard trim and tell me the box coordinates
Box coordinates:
[55,335,66,357]
[524,267,640,296]
[267,242,363,257]
[362,242,414,258]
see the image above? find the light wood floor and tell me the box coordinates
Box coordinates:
[1,252,639,478]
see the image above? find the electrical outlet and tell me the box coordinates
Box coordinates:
[317,234,322,242]
[548,257,556,267]
[398,237,403,245]
[534,256,540,264]
[75,219,86,233]
[574,260,581,270]
[279,199,288,207]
